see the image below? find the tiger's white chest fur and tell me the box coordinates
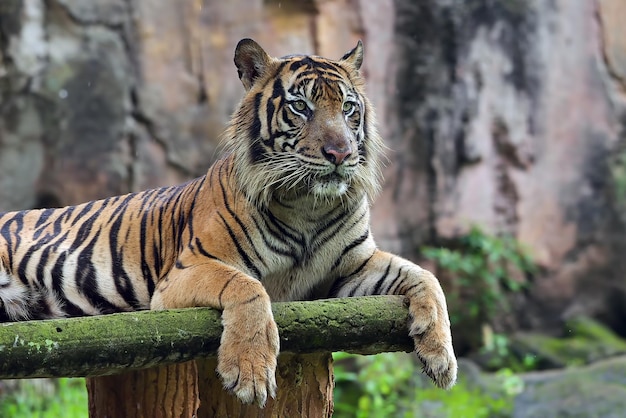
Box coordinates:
[255,196,375,302]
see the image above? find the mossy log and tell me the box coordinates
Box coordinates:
[0,296,413,379]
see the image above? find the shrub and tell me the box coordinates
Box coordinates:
[0,378,87,418]
[421,226,535,328]
[333,352,519,418]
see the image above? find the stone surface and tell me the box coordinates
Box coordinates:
[510,316,626,370]
[514,356,626,418]
[377,0,626,334]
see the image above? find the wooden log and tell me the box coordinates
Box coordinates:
[0,296,413,379]
[1,296,414,417]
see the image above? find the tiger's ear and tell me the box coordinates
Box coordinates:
[234,38,272,91]
[340,40,364,71]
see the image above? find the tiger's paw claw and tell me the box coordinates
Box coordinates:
[217,314,280,407]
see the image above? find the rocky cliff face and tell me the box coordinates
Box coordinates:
[381,0,626,333]
[1,0,625,333]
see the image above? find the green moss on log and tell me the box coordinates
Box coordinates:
[0,296,414,379]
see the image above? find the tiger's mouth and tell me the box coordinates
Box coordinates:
[310,172,350,197]
[320,172,345,182]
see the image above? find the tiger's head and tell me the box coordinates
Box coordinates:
[226,39,384,208]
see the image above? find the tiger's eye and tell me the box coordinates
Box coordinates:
[294,100,307,111]
[342,102,354,113]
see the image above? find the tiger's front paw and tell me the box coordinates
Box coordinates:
[217,304,280,407]
[407,270,457,389]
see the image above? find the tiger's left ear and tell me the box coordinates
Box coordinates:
[340,40,364,71]
[234,38,272,91]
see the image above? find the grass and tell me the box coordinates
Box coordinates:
[0,378,88,418]
[333,352,521,418]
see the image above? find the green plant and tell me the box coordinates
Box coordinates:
[421,226,536,327]
[333,351,413,417]
[0,378,88,418]
[333,352,519,418]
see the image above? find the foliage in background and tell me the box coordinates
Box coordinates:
[333,351,521,418]
[421,226,536,328]
[0,378,87,418]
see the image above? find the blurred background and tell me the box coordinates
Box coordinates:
[1,0,626,416]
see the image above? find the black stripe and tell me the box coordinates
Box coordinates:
[107,204,142,310]
[77,230,121,314]
[349,259,391,297]
[402,283,421,296]
[1,212,24,267]
[372,262,394,295]
[329,255,373,297]
[330,231,369,272]
[35,245,54,287]
[34,208,54,230]
[107,194,138,223]
[151,242,161,291]
[297,69,344,81]
[218,273,238,308]
[263,208,303,246]
[71,201,97,227]
[288,57,340,73]
[139,210,154,286]
[50,252,86,317]
[378,266,402,295]
[249,93,266,163]
[249,213,297,262]
[384,267,407,296]
[271,77,284,99]
[265,98,276,147]
[195,237,222,261]
[314,206,348,237]
[313,205,366,253]
[360,105,370,159]
[282,107,296,128]
[217,212,261,280]
[169,189,188,253]
[185,178,206,252]
[218,169,267,268]
[241,294,261,305]
[69,203,107,248]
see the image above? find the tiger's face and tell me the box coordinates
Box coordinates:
[227,39,384,208]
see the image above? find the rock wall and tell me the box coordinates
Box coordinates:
[1,0,625,333]
[380,0,626,333]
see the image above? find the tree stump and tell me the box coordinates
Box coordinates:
[86,353,334,418]
[196,353,333,417]
[86,362,200,418]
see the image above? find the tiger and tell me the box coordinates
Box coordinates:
[0,38,457,406]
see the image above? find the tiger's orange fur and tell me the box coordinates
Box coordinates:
[0,39,456,406]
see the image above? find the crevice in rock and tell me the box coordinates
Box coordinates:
[594,0,626,94]
[129,89,195,179]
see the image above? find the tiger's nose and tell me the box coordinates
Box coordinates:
[322,144,353,165]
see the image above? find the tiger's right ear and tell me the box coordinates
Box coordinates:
[234,39,272,91]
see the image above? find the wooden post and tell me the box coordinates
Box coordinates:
[195,353,334,418]
[86,362,200,418]
[86,354,334,418]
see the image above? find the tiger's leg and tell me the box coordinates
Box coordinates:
[150,261,279,407]
[330,249,457,388]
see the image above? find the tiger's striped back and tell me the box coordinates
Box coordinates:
[0,178,203,320]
